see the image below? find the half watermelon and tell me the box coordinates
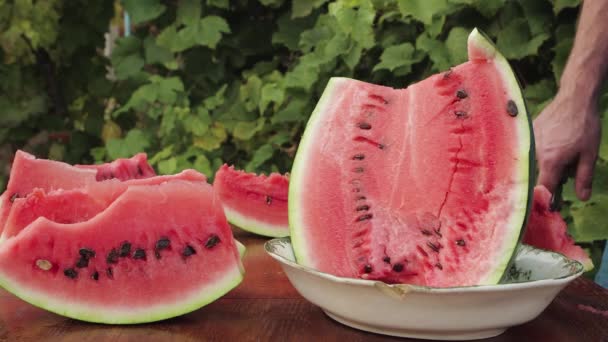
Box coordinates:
[289,29,534,287]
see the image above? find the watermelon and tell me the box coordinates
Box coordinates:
[214,165,289,237]
[524,185,593,271]
[0,170,207,242]
[289,29,533,287]
[0,180,243,323]
[0,150,157,236]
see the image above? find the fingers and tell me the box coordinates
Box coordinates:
[537,163,564,196]
[575,154,597,201]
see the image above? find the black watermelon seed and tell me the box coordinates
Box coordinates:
[76,257,89,268]
[156,237,171,251]
[363,264,372,273]
[79,248,96,259]
[356,205,370,211]
[434,229,443,238]
[133,248,146,260]
[456,239,466,246]
[205,235,221,249]
[182,245,197,257]
[356,196,366,201]
[392,263,404,272]
[9,193,19,203]
[454,111,467,118]
[435,263,443,270]
[266,196,272,205]
[421,229,433,236]
[456,89,468,99]
[356,213,373,222]
[507,100,518,116]
[64,268,78,279]
[353,167,364,173]
[427,241,440,253]
[119,242,132,257]
[443,68,453,79]
[378,143,385,150]
[357,122,372,130]
[106,249,119,264]
[383,256,391,264]
[91,271,99,281]
[106,267,113,279]
[352,154,365,160]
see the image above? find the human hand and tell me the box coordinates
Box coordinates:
[533,92,601,201]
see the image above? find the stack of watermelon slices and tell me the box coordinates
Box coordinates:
[0,151,244,324]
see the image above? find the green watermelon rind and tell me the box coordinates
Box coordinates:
[467,28,535,285]
[224,205,290,238]
[290,28,534,286]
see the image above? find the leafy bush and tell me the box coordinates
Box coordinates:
[0,0,606,271]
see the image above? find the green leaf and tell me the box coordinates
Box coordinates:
[552,38,573,82]
[292,0,329,18]
[445,27,469,65]
[329,1,375,49]
[373,43,416,72]
[260,83,285,113]
[157,77,184,104]
[193,154,212,176]
[553,0,580,14]
[496,18,550,60]
[246,144,275,171]
[524,79,556,117]
[259,0,284,7]
[600,117,608,160]
[144,36,173,65]
[158,157,178,175]
[177,0,201,26]
[111,36,144,80]
[518,0,553,36]
[397,0,452,25]
[452,0,505,18]
[416,33,450,72]
[570,194,608,242]
[196,16,231,49]
[106,129,150,160]
[273,13,318,50]
[271,97,309,124]
[122,0,166,25]
[207,0,229,9]
[233,118,265,140]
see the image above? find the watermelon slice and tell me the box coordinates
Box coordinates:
[214,165,289,237]
[0,170,207,242]
[0,151,156,236]
[523,185,593,271]
[289,29,533,287]
[0,179,244,324]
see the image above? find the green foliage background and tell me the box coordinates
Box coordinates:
[0,0,606,272]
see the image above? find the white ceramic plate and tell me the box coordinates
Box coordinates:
[265,238,584,340]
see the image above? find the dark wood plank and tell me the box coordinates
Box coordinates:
[0,229,606,341]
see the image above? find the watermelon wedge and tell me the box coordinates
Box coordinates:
[0,179,244,324]
[214,165,289,237]
[289,29,533,287]
[524,185,593,271]
[0,170,207,242]
[0,151,157,236]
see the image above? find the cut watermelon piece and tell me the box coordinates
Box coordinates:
[0,180,244,324]
[524,186,593,271]
[0,170,207,242]
[289,29,533,287]
[77,153,156,181]
[214,165,289,237]
[0,151,156,236]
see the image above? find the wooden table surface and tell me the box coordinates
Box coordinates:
[0,230,607,342]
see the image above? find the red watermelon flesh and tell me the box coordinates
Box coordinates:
[214,165,289,237]
[289,30,533,287]
[76,153,156,181]
[0,180,244,323]
[0,151,156,236]
[1,170,207,242]
[523,186,593,271]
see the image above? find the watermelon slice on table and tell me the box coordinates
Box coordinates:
[0,170,207,242]
[214,165,289,237]
[0,150,156,236]
[289,29,534,287]
[0,179,244,323]
[523,185,594,271]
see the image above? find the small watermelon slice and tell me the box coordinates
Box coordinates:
[0,180,244,324]
[523,185,593,271]
[289,29,533,287]
[214,165,289,237]
[1,170,207,242]
[0,151,156,236]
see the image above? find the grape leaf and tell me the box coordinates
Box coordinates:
[553,0,580,14]
[496,18,550,60]
[397,0,452,25]
[445,27,469,65]
[373,43,416,72]
[177,0,201,26]
[196,16,231,49]
[570,194,608,242]
[292,0,329,18]
[122,0,166,25]
[106,129,150,159]
[246,144,275,171]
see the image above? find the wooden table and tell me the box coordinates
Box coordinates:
[1,230,607,341]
